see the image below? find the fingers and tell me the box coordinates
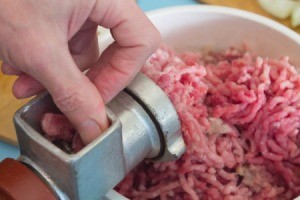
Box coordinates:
[87,0,161,102]
[4,22,100,99]
[1,62,45,98]
[86,42,130,102]
[1,62,22,75]
[2,21,107,144]
[27,45,108,144]
[12,74,44,98]
[69,21,100,71]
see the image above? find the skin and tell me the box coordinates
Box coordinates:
[0,0,161,144]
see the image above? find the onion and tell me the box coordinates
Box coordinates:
[257,0,298,19]
[291,4,300,27]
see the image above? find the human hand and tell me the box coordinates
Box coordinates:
[0,0,160,144]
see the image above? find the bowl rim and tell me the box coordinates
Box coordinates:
[145,5,300,44]
[100,5,300,52]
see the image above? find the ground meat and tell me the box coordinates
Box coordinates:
[41,113,75,142]
[41,113,84,153]
[41,45,300,200]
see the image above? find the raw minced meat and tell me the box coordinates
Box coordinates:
[41,45,300,200]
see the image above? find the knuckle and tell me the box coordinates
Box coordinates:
[143,27,161,52]
[53,88,85,114]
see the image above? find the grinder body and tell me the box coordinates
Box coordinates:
[0,73,186,200]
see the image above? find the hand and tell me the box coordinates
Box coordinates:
[0,0,160,144]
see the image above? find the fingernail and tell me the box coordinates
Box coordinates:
[79,120,102,145]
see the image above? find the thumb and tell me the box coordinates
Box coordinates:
[27,45,108,145]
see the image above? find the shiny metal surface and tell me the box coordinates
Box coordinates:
[107,92,159,173]
[14,94,125,200]
[13,73,186,200]
[126,73,186,161]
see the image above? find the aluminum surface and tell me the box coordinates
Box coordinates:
[15,93,125,200]
[14,73,186,200]
[126,73,186,161]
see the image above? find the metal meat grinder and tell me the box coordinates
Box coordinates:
[0,73,186,200]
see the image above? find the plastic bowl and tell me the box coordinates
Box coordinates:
[99,5,300,200]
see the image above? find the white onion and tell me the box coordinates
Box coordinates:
[257,0,298,19]
[291,4,300,27]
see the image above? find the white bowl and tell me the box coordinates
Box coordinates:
[99,5,300,200]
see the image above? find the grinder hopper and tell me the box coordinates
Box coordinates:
[12,73,186,200]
